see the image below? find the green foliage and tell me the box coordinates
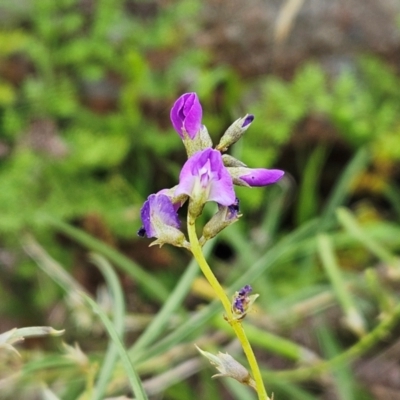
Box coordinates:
[0,0,208,240]
[237,57,400,214]
[1,1,400,399]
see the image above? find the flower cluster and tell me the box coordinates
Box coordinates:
[138,92,284,248]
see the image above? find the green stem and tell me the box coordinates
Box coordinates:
[187,216,270,400]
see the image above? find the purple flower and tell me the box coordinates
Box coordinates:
[139,193,180,238]
[138,193,188,248]
[175,148,236,208]
[227,167,284,187]
[170,92,203,140]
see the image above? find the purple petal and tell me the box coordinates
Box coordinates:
[242,114,254,128]
[238,285,252,297]
[175,148,236,206]
[240,169,284,187]
[157,188,184,212]
[233,298,245,313]
[170,96,186,138]
[140,194,180,238]
[170,92,202,139]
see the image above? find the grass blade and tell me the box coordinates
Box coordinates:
[90,253,126,400]
[320,147,370,229]
[130,240,214,353]
[42,215,170,303]
[296,145,327,225]
[337,207,399,267]
[83,294,148,400]
[318,234,366,337]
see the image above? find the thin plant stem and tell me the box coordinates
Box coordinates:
[187,216,271,400]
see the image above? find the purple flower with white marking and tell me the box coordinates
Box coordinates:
[175,148,236,217]
[227,167,284,187]
[170,92,203,140]
[138,193,189,248]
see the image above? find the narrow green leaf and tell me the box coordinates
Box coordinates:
[337,207,399,267]
[214,318,319,363]
[317,325,355,400]
[90,253,126,400]
[321,147,370,229]
[318,234,366,337]
[296,145,327,225]
[130,240,214,353]
[42,215,170,303]
[83,294,148,400]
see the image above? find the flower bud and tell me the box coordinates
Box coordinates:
[196,345,255,388]
[201,199,241,243]
[222,154,247,168]
[216,114,254,152]
[170,92,202,140]
[138,193,190,249]
[227,167,284,187]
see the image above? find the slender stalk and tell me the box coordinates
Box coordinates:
[187,216,270,400]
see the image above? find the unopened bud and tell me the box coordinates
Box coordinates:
[196,345,255,388]
[222,154,247,168]
[149,225,190,249]
[201,199,241,243]
[227,167,284,187]
[216,114,254,152]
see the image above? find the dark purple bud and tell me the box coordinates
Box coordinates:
[227,198,240,220]
[229,198,240,213]
[238,284,252,297]
[233,297,245,313]
[137,227,146,237]
[241,114,254,128]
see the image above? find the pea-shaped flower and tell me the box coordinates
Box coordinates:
[175,148,236,218]
[170,92,203,139]
[138,193,189,248]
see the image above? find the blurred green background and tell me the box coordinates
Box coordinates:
[1,0,400,399]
